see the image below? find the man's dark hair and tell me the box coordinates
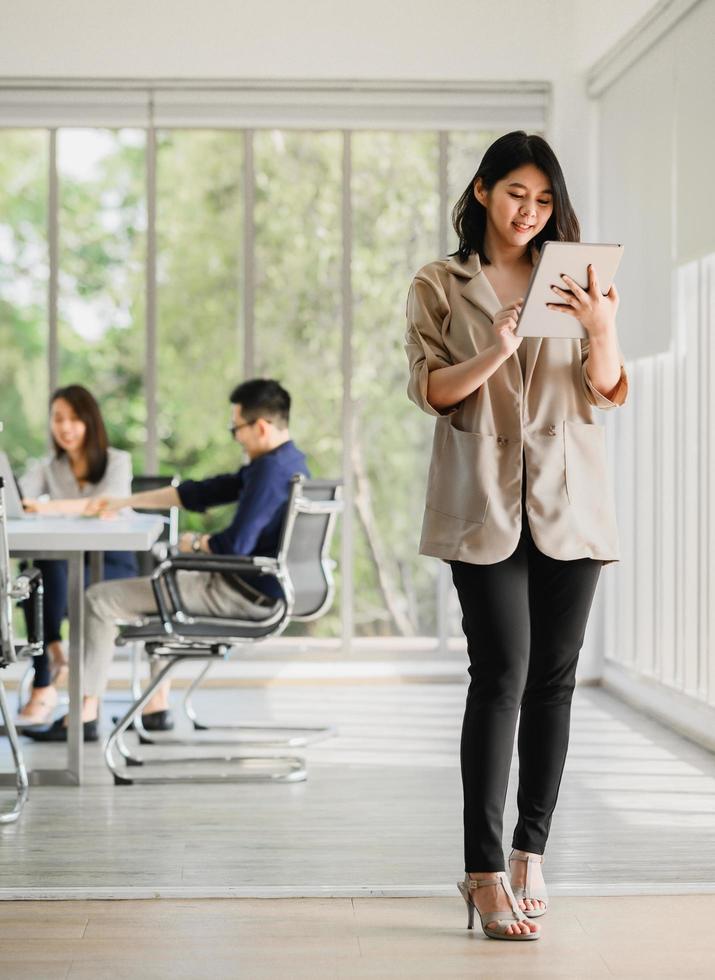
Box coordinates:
[229,378,291,428]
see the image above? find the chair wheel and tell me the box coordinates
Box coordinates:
[126,756,143,767]
[192,721,209,730]
[113,773,133,786]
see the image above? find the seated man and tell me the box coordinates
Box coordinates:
[28,378,310,742]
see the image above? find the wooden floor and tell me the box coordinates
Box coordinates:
[2,895,715,978]
[1,681,715,897]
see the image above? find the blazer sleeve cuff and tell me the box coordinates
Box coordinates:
[406,348,459,418]
[581,360,629,410]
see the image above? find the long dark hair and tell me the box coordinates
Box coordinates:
[451,131,580,265]
[50,384,109,484]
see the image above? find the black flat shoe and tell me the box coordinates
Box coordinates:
[23,716,99,743]
[111,709,175,732]
[140,709,174,731]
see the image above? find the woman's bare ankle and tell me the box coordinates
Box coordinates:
[26,685,57,704]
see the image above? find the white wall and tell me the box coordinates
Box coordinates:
[597,0,715,748]
[0,0,656,80]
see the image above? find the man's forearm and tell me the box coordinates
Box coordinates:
[128,486,182,510]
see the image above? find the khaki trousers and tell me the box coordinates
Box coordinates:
[83,570,275,697]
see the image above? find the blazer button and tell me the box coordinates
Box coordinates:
[547,424,556,436]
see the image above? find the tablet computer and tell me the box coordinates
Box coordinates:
[514,241,624,339]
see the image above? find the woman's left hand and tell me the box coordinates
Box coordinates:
[546,264,619,339]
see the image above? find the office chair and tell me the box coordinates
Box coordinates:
[104,474,342,785]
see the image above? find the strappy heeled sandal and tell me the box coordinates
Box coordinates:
[14,689,58,728]
[508,850,548,917]
[457,872,540,940]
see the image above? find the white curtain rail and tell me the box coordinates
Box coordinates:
[0,79,549,130]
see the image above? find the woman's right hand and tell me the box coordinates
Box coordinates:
[83,496,124,516]
[494,299,525,358]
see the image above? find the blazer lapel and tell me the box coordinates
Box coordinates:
[448,252,503,323]
[450,245,543,395]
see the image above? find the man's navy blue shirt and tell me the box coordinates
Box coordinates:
[176,440,310,599]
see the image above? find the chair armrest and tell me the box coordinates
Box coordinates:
[148,554,280,625]
[158,554,280,575]
[295,499,344,516]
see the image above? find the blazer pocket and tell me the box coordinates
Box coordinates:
[563,420,610,514]
[425,423,495,525]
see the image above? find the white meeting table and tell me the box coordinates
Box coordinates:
[4,513,164,786]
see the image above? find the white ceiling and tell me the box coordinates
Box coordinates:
[0,0,663,80]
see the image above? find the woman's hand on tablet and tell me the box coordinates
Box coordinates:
[547,264,619,339]
[494,300,524,357]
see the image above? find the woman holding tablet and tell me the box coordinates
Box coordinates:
[16,384,138,733]
[405,131,628,941]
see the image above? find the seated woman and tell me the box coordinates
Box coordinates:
[15,384,138,727]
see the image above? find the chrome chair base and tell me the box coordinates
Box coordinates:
[0,677,30,823]
[127,660,335,749]
[105,655,308,785]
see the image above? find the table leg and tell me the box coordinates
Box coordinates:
[89,551,104,585]
[66,551,84,784]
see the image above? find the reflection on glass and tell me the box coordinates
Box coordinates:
[57,128,146,465]
[156,130,244,482]
[0,130,49,467]
[352,132,440,637]
[253,130,342,638]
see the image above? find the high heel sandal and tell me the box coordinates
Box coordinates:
[457,872,540,941]
[14,688,58,728]
[508,850,549,917]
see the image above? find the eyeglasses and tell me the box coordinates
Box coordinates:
[228,419,259,437]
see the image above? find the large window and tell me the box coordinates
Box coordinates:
[0,131,48,466]
[57,129,147,465]
[0,118,538,647]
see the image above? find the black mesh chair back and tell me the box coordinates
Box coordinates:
[131,474,180,577]
[278,477,342,621]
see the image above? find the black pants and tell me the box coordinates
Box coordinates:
[450,479,602,871]
[23,552,138,688]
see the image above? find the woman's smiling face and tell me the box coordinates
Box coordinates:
[50,397,87,454]
[474,163,554,247]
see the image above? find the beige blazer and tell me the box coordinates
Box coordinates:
[404,246,629,567]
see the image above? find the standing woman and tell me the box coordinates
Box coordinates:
[405,131,628,942]
[15,384,137,730]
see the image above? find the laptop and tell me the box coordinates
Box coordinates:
[0,450,31,519]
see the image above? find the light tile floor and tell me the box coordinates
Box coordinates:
[1,895,715,978]
[1,681,714,899]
